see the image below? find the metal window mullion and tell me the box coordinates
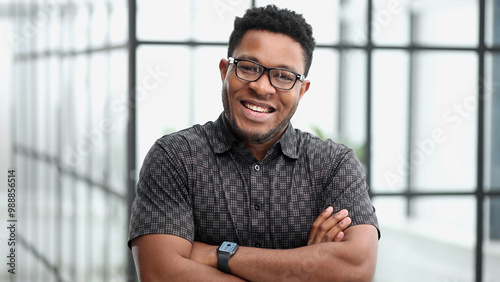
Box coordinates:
[365,0,373,191]
[489,0,500,242]
[476,0,487,281]
[126,0,138,280]
[337,0,348,139]
[405,9,418,218]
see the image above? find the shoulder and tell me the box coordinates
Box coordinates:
[294,129,353,160]
[292,129,364,175]
[141,122,216,169]
[154,121,215,152]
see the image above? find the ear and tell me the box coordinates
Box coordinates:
[298,80,310,101]
[219,58,230,82]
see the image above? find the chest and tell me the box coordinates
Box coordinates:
[189,153,323,249]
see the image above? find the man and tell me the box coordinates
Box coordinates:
[129,5,380,281]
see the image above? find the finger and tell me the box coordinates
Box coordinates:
[313,209,349,244]
[334,231,344,242]
[326,217,351,243]
[307,206,334,245]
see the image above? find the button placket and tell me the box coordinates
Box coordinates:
[250,161,265,248]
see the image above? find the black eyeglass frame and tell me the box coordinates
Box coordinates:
[228,57,306,90]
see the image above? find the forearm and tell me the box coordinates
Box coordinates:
[191,225,378,282]
[139,256,245,282]
[230,241,373,282]
[131,235,246,282]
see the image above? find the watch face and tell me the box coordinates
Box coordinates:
[219,241,238,253]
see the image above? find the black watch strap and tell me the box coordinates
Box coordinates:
[217,252,231,274]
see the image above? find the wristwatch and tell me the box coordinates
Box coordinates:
[217,241,239,274]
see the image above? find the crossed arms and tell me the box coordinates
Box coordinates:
[131,207,379,281]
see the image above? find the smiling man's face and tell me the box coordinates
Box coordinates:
[219,30,310,146]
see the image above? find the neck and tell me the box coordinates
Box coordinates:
[244,142,272,161]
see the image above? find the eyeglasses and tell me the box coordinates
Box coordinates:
[228,57,305,90]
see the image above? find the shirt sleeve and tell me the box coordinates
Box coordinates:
[128,137,194,248]
[323,144,381,239]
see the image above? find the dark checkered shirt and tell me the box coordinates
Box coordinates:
[128,114,379,249]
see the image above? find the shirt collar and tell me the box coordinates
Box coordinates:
[210,113,299,160]
[278,122,299,159]
[211,113,236,154]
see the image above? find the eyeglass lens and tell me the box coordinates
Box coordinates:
[236,60,297,90]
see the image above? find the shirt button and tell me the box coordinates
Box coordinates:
[255,242,262,248]
[254,164,260,171]
[254,204,261,211]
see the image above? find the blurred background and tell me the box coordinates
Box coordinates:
[0,0,499,281]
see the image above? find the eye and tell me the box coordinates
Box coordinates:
[273,70,295,82]
[238,62,260,74]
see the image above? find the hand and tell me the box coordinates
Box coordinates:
[307,206,351,245]
[190,241,218,268]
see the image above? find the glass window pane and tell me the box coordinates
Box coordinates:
[192,0,251,42]
[90,53,109,182]
[48,56,60,157]
[109,0,128,44]
[109,197,129,279]
[74,3,90,50]
[373,0,409,45]
[137,46,190,170]
[341,50,367,153]
[292,48,338,138]
[49,2,61,50]
[90,2,109,46]
[60,174,75,279]
[109,49,128,193]
[256,0,343,45]
[137,0,191,41]
[374,196,475,282]
[66,55,89,174]
[412,0,477,47]
[36,58,48,153]
[90,188,108,280]
[25,61,36,151]
[75,180,90,280]
[372,50,409,192]
[413,51,477,191]
[374,0,477,47]
[193,47,226,124]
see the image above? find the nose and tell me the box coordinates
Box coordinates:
[248,71,277,96]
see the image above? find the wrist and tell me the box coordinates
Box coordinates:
[217,241,239,274]
[191,241,219,268]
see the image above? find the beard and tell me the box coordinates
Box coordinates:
[221,87,297,144]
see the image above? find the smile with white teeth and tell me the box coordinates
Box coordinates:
[243,102,274,113]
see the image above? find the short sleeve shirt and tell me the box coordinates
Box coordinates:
[128,114,379,249]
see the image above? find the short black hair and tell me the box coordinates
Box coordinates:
[227,5,316,77]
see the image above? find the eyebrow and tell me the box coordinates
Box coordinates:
[237,55,298,73]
